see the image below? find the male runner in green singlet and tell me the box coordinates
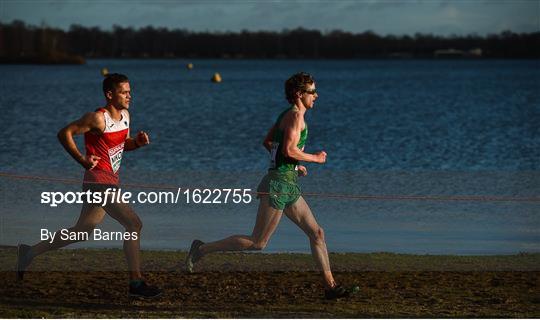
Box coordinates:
[186,72,350,299]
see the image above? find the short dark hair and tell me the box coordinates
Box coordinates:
[284,72,315,104]
[103,73,129,94]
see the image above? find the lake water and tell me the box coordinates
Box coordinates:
[0,59,539,255]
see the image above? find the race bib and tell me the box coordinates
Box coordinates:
[108,142,125,173]
[269,142,279,169]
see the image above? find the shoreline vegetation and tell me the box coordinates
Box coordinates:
[1,247,538,317]
[1,20,539,64]
[0,52,85,65]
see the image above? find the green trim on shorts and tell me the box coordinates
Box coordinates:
[257,170,301,210]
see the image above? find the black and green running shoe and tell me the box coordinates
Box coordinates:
[324,284,351,300]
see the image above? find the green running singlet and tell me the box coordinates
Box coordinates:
[269,107,308,173]
[257,106,308,210]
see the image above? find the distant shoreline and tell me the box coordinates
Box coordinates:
[2,56,539,64]
[3,21,539,60]
[0,54,85,65]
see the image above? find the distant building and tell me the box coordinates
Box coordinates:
[434,48,465,58]
[434,48,483,58]
[468,48,483,57]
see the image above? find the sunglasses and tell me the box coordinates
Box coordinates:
[303,88,317,95]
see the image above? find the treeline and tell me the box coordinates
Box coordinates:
[1,20,539,63]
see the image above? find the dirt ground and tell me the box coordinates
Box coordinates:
[1,247,538,318]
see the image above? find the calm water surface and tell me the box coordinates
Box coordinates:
[0,59,538,255]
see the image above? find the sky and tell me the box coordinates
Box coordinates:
[1,0,539,36]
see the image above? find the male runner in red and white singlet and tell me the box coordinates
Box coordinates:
[16,73,161,298]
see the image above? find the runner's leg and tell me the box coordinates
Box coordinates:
[198,195,283,255]
[103,202,143,281]
[284,196,336,289]
[30,203,106,257]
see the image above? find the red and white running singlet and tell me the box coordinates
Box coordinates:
[83,108,129,185]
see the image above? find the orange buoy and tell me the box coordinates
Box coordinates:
[211,72,222,83]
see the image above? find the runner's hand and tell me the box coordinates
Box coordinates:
[81,155,101,170]
[298,165,308,176]
[314,151,327,164]
[135,131,150,147]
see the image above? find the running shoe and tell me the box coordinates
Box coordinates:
[129,281,162,298]
[324,284,351,300]
[16,244,32,281]
[185,239,204,273]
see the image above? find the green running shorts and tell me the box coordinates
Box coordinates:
[257,170,301,210]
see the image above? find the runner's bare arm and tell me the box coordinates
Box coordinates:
[57,112,105,169]
[123,110,149,151]
[282,113,326,164]
[262,124,277,152]
[125,131,150,151]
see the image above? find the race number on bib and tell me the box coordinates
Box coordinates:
[108,142,125,173]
